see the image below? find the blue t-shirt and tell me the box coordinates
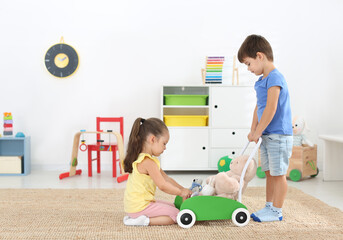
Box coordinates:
[254,68,292,135]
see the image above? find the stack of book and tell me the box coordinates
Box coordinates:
[204,56,225,84]
[3,112,13,136]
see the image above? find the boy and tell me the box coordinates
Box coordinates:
[237,35,293,222]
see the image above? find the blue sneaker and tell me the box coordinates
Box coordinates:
[251,202,273,220]
[253,207,283,222]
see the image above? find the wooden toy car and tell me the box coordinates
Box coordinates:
[256,144,318,182]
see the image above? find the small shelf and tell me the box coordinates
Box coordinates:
[0,137,31,176]
[163,105,209,108]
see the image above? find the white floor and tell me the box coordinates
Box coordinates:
[1,167,342,211]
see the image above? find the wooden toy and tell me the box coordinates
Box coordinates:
[256,144,318,182]
[59,131,128,182]
[3,112,13,136]
[203,56,225,84]
[232,55,239,85]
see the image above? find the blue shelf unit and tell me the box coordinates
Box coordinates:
[0,137,31,176]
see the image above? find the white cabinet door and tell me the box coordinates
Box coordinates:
[211,86,255,128]
[209,147,258,169]
[209,148,242,168]
[211,128,250,148]
[160,128,209,170]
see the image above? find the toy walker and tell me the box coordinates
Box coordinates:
[174,138,262,228]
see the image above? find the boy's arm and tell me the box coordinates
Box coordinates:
[252,86,280,142]
[251,104,258,132]
[248,105,258,142]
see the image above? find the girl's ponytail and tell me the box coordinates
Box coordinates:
[124,118,144,173]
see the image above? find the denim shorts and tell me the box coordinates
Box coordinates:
[260,134,293,176]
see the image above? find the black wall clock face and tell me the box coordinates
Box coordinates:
[45,43,79,78]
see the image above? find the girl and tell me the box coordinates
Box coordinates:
[123,117,192,226]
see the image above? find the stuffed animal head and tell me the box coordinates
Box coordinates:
[190,178,203,193]
[292,116,305,136]
[229,155,257,182]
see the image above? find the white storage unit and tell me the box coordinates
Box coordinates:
[161,85,256,171]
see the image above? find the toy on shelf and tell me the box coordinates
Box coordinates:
[174,139,261,228]
[15,132,25,138]
[59,131,128,182]
[3,112,13,136]
[232,55,239,85]
[202,56,225,84]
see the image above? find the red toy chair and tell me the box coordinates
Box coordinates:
[87,117,124,178]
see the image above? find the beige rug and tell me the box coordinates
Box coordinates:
[0,187,342,240]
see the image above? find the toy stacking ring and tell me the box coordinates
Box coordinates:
[79,140,88,152]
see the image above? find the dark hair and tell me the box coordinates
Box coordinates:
[237,34,274,63]
[123,117,168,173]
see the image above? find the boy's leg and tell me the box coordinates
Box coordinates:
[252,136,273,219]
[272,174,287,208]
[253,134,292,222]
[265,171,274,203]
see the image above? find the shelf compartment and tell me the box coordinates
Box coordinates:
[164,115,208,127]
[164,94,208,106]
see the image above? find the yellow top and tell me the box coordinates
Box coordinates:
[124,153,160,213]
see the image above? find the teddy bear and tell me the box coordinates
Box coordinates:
[292,116,314,147]
[201,154,257,200]
[189,178,203,193]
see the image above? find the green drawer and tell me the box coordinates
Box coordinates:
[164,95,208,106]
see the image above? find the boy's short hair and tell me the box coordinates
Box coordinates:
[238,34,274,63]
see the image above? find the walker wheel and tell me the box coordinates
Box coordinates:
[177,209,196,228]
[232,208,250,227]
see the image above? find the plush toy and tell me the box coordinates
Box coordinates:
[189,178,203,193]
[201,155,257,200]
[292,116,314,147]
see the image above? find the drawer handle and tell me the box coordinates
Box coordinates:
[214,105,218,108]
[202,147,206,150]
[232,131,236,135]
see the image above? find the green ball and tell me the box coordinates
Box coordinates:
[217,156,232,172]
[256,166,266,178]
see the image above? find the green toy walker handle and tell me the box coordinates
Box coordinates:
[237,138,262,203]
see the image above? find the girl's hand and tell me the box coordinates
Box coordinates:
[180,188,192,200]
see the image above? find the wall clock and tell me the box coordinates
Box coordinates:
[44,37,79,78]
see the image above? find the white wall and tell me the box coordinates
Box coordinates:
[1,0,342,169]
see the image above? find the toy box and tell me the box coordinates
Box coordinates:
[257,145,318,181]
[164,95,208,106]
[163,115,208,127]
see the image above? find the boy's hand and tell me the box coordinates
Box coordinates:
[248,130,262,143]
[251,131,262,143]
[248,131,254,142]
[180,188,192,200]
